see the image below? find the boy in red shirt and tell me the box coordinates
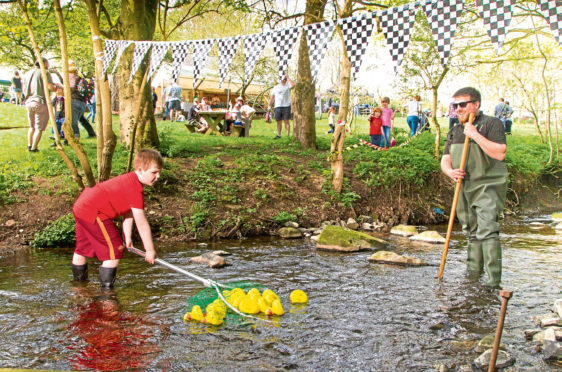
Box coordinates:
[369,107,383,147]
[71,149,163,288]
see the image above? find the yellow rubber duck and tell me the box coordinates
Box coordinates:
[239,296,260,314]
[271,299,284,315]
[230,288,245,297]
[290,289,308,304]
[205,310,224,326]
[262,289,280,306]
[231,294,245,309]
[190,305,204,322]
[247,287,261,300]
[183,311,191,321]
[258,297,272,315]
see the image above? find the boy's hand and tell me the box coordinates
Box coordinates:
[144,249,156,264]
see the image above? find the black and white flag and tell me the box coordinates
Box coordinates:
[271,27,301,80]
[171,41,192,83]
[339,12,376,80]
[147,42,170,81]
[379,3,418,74]
[112,40,133,74]
[243,32,269,81]
[475,0,514,55]
[102,40,117,77]
[423,0,464,66]
[217,36,241,88]
[537,0,561,45]
[304,21,335,82]
[192,39,215,89]
[128,41,152,83]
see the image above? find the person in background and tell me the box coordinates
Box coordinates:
[151,87,158,112]
[380,97,395,148]
[162,85,171,120]
[236,97,256,137]
[326,106,336,134]
[441,87,507,287]
[167,82,182,122]
[448,100,459,130]
[406,94,421,137]
[24,57,59,152]
[353,95,360,117]
[494,97,507,129]
[369,107,383,147]
[11,71,22,105]
[85,80,96,125]
[71,149,163,288]
[269,74,295,139]
[67,60,87,140]
[51,86,68,146]
[504,101,513,135]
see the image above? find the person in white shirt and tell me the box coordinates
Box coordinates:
[406,94,422,137]
[268,75,295,139]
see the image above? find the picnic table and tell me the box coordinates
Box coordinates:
[199,110,226,135]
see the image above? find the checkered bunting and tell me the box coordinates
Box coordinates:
[537,0,562,45]
[339,12,376,80]
[271,27,301,80]
[475,0,514,55]
[111,40,133,74]
[217,36,241,88]
[379,3,418,74]
[102,40,117,77]
[147,42,170,81]
[304,21,335,82]
[128,42,152,83]
[171,41,192,83]
[192,39,215,90]
[423,0,465,67]
[243,32,269,81]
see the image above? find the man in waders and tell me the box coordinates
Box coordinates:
[441,87,507,287]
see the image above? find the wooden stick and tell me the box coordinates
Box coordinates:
[437,112,475,280]
[489,290,513,372]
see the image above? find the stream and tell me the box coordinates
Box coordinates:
[0,213,560,371]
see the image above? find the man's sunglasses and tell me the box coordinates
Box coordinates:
[452,100,476,109]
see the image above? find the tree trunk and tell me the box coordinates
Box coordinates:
[85,0,117,182]
[117,0,159,149]
[331,1,353,193]
[294,0,327,148]
[432,87,441,158]
[19,0,85,189]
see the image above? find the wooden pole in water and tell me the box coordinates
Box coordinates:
[489,290,513,372]
[437,112,475,280]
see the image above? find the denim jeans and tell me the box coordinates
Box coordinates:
[55,118,65,138]
[407,115,420,137]
[382,126,391,148]
[370,134,382,147]
[86,103,96,123]
[70,100,86,139]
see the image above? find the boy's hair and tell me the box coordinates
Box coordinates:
[134,149,163,170]
[381,97,390,103]
[452,87,481,103]
[373,107,382,114]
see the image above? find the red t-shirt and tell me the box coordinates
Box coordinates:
[369,116,383,135]
[73,172,144,223]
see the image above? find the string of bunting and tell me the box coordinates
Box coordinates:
[99,0,561,84]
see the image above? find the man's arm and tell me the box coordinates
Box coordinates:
[464,122,507,161]
[287,76,295,88]
[131,208,156,264]
[441,154,466,182]
[122,211,134,248]
[269,93,275,108]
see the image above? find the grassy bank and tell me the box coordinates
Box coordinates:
[0,102,559,249]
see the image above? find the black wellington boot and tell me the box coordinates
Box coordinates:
[99,267,117,289]
[72,263,88,282]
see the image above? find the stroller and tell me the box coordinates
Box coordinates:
[417,110,431,133]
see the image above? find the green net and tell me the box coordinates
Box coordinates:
[184,280,270,327]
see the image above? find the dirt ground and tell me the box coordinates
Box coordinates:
[0,158,557,256]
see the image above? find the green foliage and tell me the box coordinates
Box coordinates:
[31,213,75,248]
[273,211,297,225]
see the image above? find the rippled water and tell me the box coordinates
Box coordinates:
[0,214,560,371]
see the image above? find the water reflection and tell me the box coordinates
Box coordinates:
[67,287,159,371]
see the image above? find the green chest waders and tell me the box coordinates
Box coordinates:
[450,139,507,287]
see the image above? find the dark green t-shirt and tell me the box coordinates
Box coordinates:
[25,68,53,104]
[443,111,506,155]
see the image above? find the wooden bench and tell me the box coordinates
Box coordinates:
[184,120,198,133]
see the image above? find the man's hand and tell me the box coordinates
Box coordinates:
[463,121,479,140]
[144,249,156,264]
[446,168,465,182]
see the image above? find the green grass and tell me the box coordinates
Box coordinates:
[0,102,557,205]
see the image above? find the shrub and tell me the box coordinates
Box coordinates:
[273,211,297,225]
[31,213,76,248]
